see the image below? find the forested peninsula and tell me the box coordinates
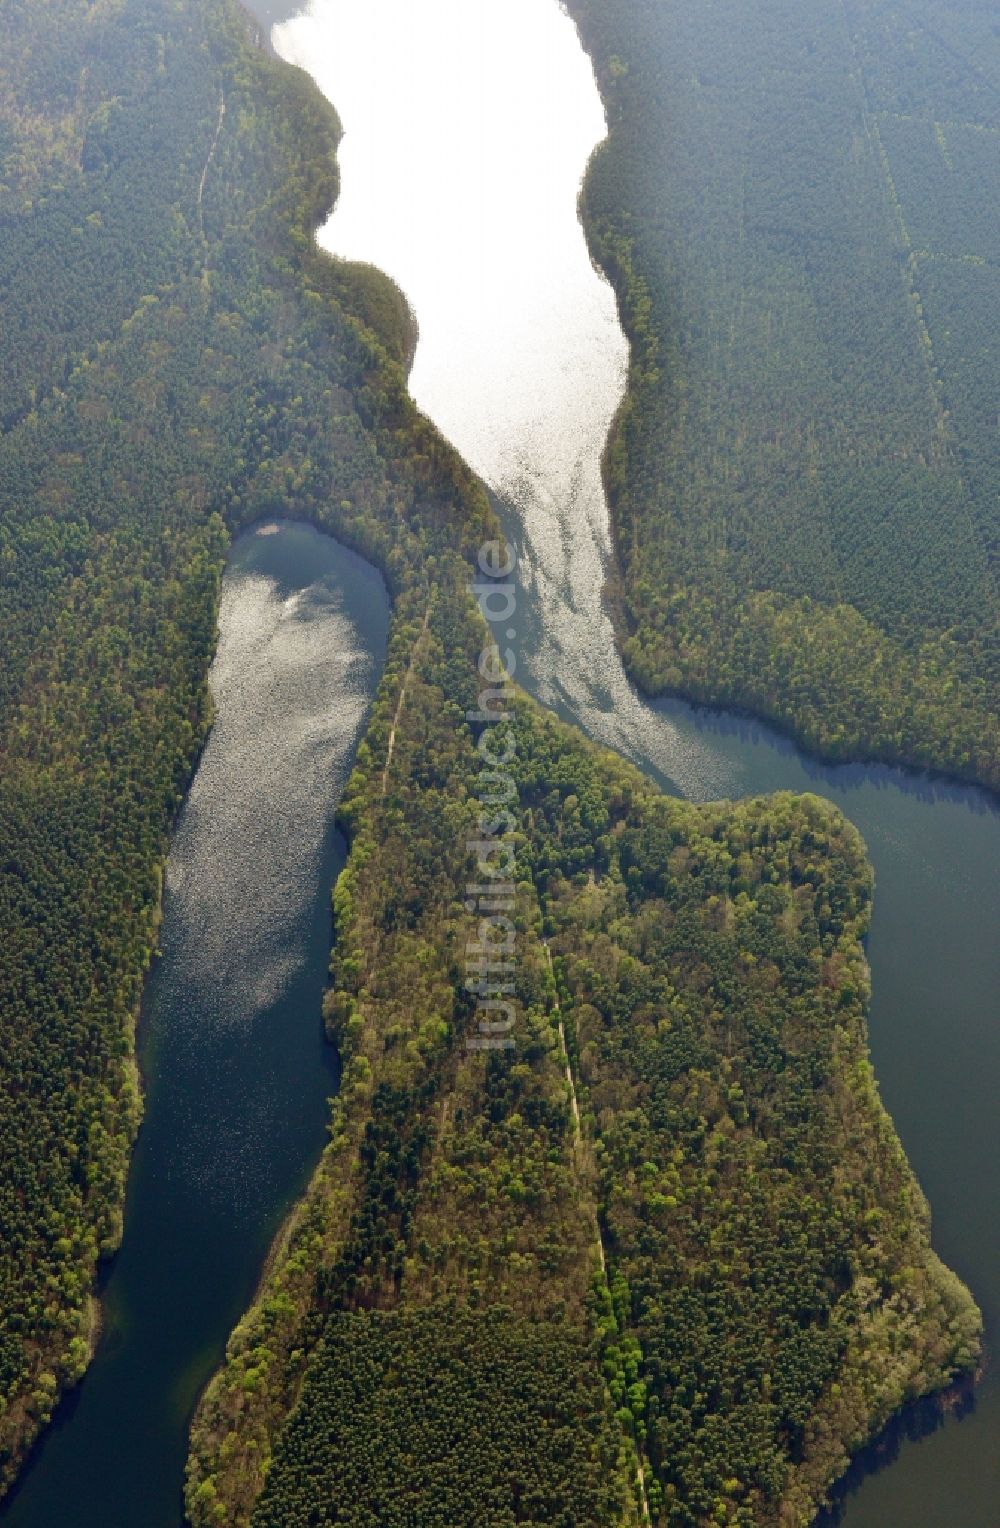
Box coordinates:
[568,0,1000,791]
[0,0,983,1524]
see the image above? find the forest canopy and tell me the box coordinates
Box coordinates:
[568,0,1000,789]
[0,0,984,1522]
[0,0,489,1490]
[188,589,981,1527]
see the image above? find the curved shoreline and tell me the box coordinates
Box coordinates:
[564,2,999,800]
[2,2,994,1523]
[190,5,996,1521]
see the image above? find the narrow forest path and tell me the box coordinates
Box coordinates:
[543,944,652,1524]
[197,91,226,220]
[381,606,432,799]
[543,942,604,1267]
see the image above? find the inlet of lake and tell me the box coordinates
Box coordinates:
[0,524,390,1528]
[3,0,997,1524]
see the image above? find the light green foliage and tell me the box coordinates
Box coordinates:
[0,0,489,1490]
[188,601,980,1526]
[0,0,982,1521]
[544,789,980,1523]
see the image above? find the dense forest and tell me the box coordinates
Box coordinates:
[0,0,490,1491]
[567,0,999,789]
[0,0,983,1523]
[187,576,979,1527]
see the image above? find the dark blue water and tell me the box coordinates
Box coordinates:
[641,707,1000,1527]
[5,0,997,1520]
[0,522,389,1528]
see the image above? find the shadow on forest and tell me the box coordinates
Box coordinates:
[816,1375,979,1524]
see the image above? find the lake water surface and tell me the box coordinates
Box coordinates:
[274,2,999,1522]
[0,523,389,1528]
[3,2,996,1524]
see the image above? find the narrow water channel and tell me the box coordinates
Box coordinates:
[0,523,389,1528]
[273,2,999,1522]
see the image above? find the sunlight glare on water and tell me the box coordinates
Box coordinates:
[170,549,374,1019]
[265,9,1000,1522]
[0,522,389,1528]
[275,0,735,799]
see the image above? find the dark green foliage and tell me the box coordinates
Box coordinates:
[567,0,999,787]
[247,1306,624,1528]
[920,257,1000,568]
[189,614,980,1527]
[549,797,932,1522]
[0,0,491,1487]
[185,582,633,1527]
[1,1,983,1522]
[517,727,981,1522]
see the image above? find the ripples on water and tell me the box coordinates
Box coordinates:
[3,5,991,1526]
[160,526,383,1214]
[171,547,375,1021]
[275,5,999,1523]
[276,0,734,800]
[0,523,389,1528]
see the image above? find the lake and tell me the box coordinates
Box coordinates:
[4,0,996,1523]
[272,1,999,1522]
[0,523,389,1528]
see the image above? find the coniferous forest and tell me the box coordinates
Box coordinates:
[569,0,999,788]
[0,0,987,1525]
